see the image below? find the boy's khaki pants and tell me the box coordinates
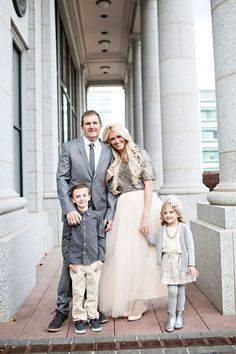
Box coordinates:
[70,262,101,321]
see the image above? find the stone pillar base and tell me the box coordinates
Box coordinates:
[43,193,62,246]
[191,203,236,315]
[0,201,53,322]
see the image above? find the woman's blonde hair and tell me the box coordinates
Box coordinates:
[103,124,142,195]
[160,195,185,225]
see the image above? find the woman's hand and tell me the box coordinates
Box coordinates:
[105,168,114,185]
[69,264,77,273]
[188,266,199,279]
[139,214,149,236]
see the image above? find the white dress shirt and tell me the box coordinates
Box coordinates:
[83,136,102,171]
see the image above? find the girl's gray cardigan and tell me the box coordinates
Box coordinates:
[146,223,195,272]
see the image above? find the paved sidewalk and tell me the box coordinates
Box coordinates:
[0,248,236,353]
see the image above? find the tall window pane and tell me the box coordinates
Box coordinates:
[57,13,78,146]
[13,45,22,196]
[62,91,70,142]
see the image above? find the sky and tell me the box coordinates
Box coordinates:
[192,0,215,89]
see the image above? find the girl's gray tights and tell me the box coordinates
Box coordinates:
[167,284,185,313]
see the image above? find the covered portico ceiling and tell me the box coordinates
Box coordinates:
[58,0,140,86]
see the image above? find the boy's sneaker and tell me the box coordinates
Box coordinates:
[89,318,102,332]
[75,320,86,334]
[98,311,108,324]
[47,311,68,332]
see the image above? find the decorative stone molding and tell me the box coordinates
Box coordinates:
[12,0,27,17]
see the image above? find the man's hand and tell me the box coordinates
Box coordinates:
[66,210,82,225]
[104,219,113,232]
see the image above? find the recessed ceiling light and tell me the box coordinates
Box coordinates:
[96,0,111,9]
[98,39,111,49]
[100,65,111,70]
[100,65,111,74]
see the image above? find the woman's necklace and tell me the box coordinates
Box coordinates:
[165,224,179,239]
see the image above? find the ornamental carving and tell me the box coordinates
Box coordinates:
[12,0,27,17]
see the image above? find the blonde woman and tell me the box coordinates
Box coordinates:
[99,124,166,320]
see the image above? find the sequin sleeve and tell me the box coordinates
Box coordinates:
[140,149,156,181]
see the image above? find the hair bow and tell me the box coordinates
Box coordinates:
[165,195,183,213]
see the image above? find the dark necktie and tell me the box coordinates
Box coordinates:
[89,143,95,177]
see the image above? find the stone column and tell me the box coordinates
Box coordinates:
[158,0,207,220]
[131,37,144,147]
[207,0,236,206]
[0,0,53,322]
[127,64,134,137]
[80,65,86,115]
[124,84,129,129]
[191,0,236,315]
[140,0,163,188]
[42,0,61,245]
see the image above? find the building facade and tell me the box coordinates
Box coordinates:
[0,0,235,322]
[200,90,218,172]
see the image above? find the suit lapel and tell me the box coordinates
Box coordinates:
[77,138,93,177]
[94,142,107,178]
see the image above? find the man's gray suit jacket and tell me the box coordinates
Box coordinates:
[57,138,116,221]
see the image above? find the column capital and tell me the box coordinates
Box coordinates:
[80,64,85,72]
[126,63,132,71]
[129,34,141,46]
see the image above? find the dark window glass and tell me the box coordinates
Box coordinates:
[13,45,23,195]
[57,17,78,146]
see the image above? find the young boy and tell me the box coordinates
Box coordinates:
[62,183,105,334]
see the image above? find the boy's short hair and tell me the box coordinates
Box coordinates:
[71,183,91,197]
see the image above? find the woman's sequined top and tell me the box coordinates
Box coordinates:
[113,149,155,195]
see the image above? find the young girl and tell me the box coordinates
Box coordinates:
[146,195,199,332]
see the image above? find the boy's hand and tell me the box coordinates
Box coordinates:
[69,264,77,273]
[67,211,82,225]
[94,261,103,272]
[189,266,199,279]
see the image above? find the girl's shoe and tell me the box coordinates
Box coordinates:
[127,313,142,321]
[165,312,176,332]
[175,311,184,329]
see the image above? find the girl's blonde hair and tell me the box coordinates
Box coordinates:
[103,123,142,195]
[160,195,185,225]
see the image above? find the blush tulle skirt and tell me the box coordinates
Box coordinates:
[99,190,167,318]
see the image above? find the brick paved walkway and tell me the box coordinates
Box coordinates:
[1,247,236,353]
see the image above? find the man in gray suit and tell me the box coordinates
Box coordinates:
[48,110,116,332]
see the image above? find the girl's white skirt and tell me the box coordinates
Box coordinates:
[161,253,196,285]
